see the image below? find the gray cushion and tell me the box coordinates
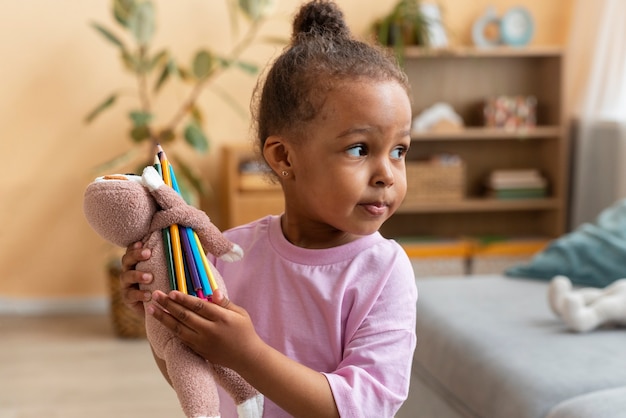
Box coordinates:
[546,387,626,418]
[413,276,626,418]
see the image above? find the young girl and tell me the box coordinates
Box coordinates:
[120,1,417,416]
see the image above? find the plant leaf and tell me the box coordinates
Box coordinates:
[234,60,258,75]
[238,0,274,21]
[177,67,192,82]
[184,121,209,153]
[130,125,151,143]
[121,49,140,72]
[157,128,175,144]
[190,105,204,124]
[154,57,177,92]
[90,22,125,49]
[85,94,117,123]
[128,1,155,46]
[192,50,213,80]
[148,49,168,72]
[113,0,137,28]
[129,110,153,127]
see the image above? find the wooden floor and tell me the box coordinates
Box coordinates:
[0,314,185,418]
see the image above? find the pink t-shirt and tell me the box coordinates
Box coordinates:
[212,215,417,417]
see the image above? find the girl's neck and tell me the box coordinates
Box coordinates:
[280,214,359,249]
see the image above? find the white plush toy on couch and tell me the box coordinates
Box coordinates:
[548,275,626,332]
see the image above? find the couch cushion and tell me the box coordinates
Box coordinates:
[413,276,626,418]
[546,387,626,418]
[506,198,626,287]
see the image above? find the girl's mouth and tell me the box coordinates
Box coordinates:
[360,202,389,216]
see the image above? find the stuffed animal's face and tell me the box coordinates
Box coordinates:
[83,174,157,248]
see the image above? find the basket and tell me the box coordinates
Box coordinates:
[404,159,465,203]
[108,262,146,339]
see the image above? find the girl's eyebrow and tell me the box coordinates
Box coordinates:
[336,126,375,138]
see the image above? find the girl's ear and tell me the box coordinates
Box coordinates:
[263,135,293,177]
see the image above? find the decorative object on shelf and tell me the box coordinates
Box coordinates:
[404,154,465,204]
[472,5,534,48]
[420,2,448,48]
[85,0,273,202]
[483,95,537,130]
[472,6,501,48]
[485,169,547,199]
[500,6,535,47]
[411,102,464,134]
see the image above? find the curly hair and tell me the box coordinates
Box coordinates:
[251,0,410,153]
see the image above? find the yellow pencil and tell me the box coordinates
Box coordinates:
[193,233,219,293]
[159,152,188,294]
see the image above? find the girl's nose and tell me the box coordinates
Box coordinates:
[372,158,395,187]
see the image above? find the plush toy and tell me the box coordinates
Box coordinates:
[548,275,626,333]
[83,165,263,418]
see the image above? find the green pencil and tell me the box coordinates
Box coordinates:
[154,157,177,291]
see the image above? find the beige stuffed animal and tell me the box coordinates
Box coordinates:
[548,275,626,332]
[83,166,263,418]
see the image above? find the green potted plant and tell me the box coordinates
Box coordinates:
[86,0,274,203]
[371,0,431,62]
[86,0,274,337]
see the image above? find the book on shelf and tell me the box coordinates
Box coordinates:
[488,188,547,199]
[486,169,548,199]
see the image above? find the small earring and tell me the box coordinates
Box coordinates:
[281,170,289,177]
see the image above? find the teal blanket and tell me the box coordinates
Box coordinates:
[506,199,626,287]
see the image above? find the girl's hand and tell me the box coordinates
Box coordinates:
[147,290,265,370]
[148,290,339,417]
[120,241,153,316]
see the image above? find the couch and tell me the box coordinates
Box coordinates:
[396,275,626,418]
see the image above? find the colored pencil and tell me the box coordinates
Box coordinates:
[193,233,219,294]
[167,165,206,298]
[154,158,177,292]
[158,149,188,294]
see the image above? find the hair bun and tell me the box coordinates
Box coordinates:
[292,0,351,43]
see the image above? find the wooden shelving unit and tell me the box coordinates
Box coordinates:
[381,46,569,239]
[221,144,283,229]
[221,47,569,240]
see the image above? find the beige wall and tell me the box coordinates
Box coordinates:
[0,0,571,303]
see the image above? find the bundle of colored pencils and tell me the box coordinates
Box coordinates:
[154,145,218,300]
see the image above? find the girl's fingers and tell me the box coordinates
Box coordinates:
[121,242,151,272]
[148,292,199,338]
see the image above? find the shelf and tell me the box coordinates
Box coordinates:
[397,198,561,214]
[388,45,568,239]
[403,45,564,59]
[411,126,562,141]
[222,145,284,229]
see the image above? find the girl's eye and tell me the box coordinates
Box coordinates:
[390,146,407,160]
[346,144,367,157]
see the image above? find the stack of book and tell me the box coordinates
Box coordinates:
[486,169,547,199]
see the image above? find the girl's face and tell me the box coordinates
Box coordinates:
[282,79,412,248]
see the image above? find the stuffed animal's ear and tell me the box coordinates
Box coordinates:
[83,180,156,247]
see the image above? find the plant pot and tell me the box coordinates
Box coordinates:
[107,260,146,339]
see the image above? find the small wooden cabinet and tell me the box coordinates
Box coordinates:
[221,144,284,229]
[381,46,569,240]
